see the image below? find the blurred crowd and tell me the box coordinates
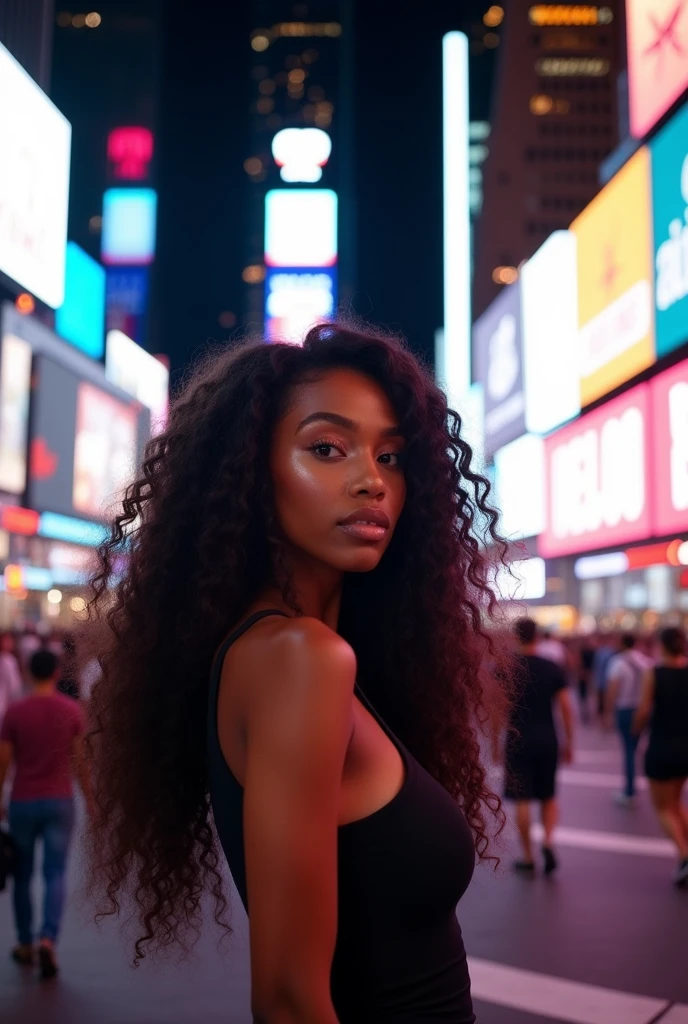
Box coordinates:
[0,626,99,723]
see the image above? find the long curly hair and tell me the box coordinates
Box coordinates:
[83,322,511,966]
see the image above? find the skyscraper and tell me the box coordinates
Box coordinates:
[245,0,354,337]
[473,0,621,317]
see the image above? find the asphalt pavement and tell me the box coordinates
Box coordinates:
[1,719,686,1024]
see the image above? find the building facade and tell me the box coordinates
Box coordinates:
[474,1,621,317]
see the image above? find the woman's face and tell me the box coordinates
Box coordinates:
[270,368,407,574]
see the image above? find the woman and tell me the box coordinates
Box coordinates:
[634,626,688,887]
[85,324,509,1023]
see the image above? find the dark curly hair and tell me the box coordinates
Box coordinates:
[83,322,511,966]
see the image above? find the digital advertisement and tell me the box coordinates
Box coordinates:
[573,147,655,407]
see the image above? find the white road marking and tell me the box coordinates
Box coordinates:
[657,1006,688,1024]
[468,957,669,1024]
[559,768,649,791]
[531,823,674,858]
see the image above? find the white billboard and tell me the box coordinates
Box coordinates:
[493,433,546,540]
[264,189,338,268]
[521,231,580,436]
[0,41,72,308]
[105,330,169,435]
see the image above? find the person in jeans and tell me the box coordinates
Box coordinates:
[605,633,652,807]
[0,650,93,979]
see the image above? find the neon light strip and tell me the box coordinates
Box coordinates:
[442,32,471,407]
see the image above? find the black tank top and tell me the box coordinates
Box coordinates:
[649,665,688,745]
[207,610,476,1023]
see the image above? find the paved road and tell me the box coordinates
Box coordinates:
[1,722,686,1024]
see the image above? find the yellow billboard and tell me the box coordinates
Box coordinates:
[572,146,655,407]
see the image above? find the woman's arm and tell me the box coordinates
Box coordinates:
[238,617,356,1024]
[556,688,574,764]
[632,669,655,736]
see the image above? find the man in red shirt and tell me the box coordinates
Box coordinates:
[0,649,93,979]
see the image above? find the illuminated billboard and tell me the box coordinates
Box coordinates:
[264,189,337,267]
[651,358,688,536]
[493,433,546,541]
[539,384,651,559]
[521,231,580,435]
[107,127,154,181]
[264,269,336,344]
[27,356,150,523]
[0,41,71,308]
[0,333,32,495]
[106,329,169,434]
[650,103,688,358]
[264,189,338,344]
[572,147,654,407]
[102,188,157,266]
[56,242,106,359]
[627,0,688,139]
[473,281,525,457]
[271,129,332,183]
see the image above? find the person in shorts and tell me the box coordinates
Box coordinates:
[502,618,574,875]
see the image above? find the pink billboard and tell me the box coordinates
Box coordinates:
[651,358,688,536]
[627,0,688,139]
[538,385,652,558]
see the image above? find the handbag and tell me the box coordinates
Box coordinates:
[0,825,16,892]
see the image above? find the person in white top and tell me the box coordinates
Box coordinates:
[0,633,23,725]
[536,630,568,669]
[0,632,23,808]
[606,633,653,806]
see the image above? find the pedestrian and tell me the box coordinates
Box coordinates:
[634,627,688,887]
[536,628,568,669]
[577,636,596,724]
[501,617,574,875]
[0,649,94,978]
[82,324,514,1023]
[0,631,22,725]
[592,633,617,723]
[605,632,652,807]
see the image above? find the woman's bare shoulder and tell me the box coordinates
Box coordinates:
[223,613,356,722]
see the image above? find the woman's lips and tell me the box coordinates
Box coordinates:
[338,522,388,542]
[337,508,390,542]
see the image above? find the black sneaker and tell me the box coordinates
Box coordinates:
[674,858,688,888]
[513,860,536,875]
[38,943,59,980]
[11,945,34,967]
[543,846,559,876]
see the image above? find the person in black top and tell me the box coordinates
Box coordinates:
[500,618,574,875]
[82,324,511,1023]
[634,627,688,887]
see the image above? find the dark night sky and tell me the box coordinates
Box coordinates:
[53,1,498,382]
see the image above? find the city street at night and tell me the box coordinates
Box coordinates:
[1,722,687,1024]
[2,0,688,1021]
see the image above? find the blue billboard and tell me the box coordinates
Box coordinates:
[55,242,106,359]
[102,188,157,266]
[651,103,688,359]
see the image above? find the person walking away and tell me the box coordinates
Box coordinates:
[592,634,617,723]
[0,632,22,726]
[634,627,688,887]
[578,638,596,724]
[536,629,567,669]
[606,632,652,807]
[0,632,23,810]
[501,618,574,875]
[0,650,94,978]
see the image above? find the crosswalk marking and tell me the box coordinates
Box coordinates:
[559,768,649,791]
[468,957,669,1024]
[531,823,674,858]
[657,1006,688,1023]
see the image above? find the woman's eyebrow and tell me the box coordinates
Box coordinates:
[295,411,403,437]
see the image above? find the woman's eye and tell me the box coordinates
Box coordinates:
[378,452,403,467]
[310,442,343,458]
